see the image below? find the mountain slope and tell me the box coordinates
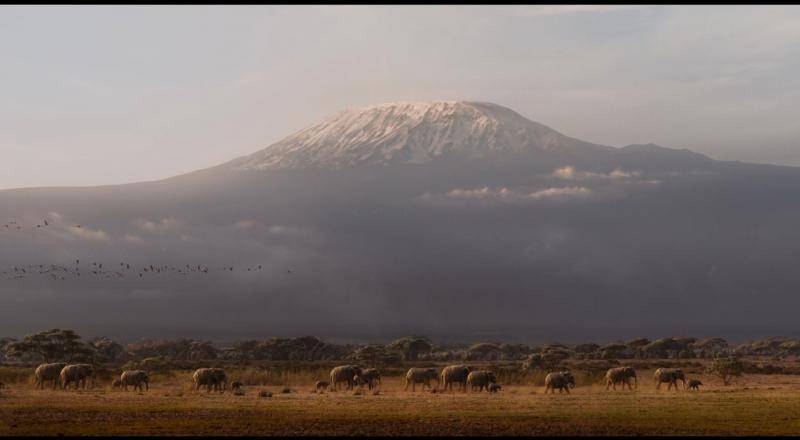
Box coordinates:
[223,101,618,171]
[1,101,799,342]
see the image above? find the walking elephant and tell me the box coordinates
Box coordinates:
[605,366,637,390]
[404,368,439,391]
[654,368,686,390]
[34,363,67,390]
[544,371,575,394]
[120,370,149,392]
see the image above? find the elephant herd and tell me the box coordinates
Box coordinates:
[33,362,149,391]
[26,362,702,394]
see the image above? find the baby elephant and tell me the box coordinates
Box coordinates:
[687,379,703,391]
[315,380,330,393]
[230,381,244,392]
[111,379,123,389]
[488,383,502,393]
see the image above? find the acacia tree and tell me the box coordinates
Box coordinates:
[708,356,745,385]
[522,348,571,372]
[388,336,433,361]
[7,329,94,363]
[354,344,402,366]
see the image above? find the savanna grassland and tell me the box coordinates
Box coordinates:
[2,364,800,436]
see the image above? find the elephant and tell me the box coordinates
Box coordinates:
[120,370,149,391]
[605,366,637,391]
[60,364,95,390]
[34,363,67,390]
[192,368,227,393]
[466,371,497,392]
[315,380,330,393]
[404,368,439,391]
[687,379,703,391]
[329,365,363,391]
[488,383,502,393]
[230,381,244,392]
[544,371,576,394]
[112,379,123,389]
[440,365,475,392]
[211,368,228,392]
[654,368,686,390]
[359,368,381,390]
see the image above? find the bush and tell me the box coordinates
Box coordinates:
[708,356,745,385]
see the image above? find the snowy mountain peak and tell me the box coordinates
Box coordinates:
[228,101,581,170]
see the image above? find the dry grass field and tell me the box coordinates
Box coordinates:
[2,366,800,436]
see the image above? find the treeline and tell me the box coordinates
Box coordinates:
[2,330,800,367]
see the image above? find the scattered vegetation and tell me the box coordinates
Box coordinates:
[708,356,746,385]
[3,328,800,373]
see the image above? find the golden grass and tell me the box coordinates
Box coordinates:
[2,369,800,435]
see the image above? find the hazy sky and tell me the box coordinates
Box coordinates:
[2,5,799,189]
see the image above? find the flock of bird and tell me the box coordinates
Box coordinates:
[1,217,290,281]
[2,218,59,230]
[1,261,270,281]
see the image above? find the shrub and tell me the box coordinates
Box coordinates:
[708,356,745,385]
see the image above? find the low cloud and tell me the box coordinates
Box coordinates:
[553,166,641,180]
[123,234,143,243]
[421,185,593,205]
[527,186,592,199]
[233,219,260,230]
[134,218,179,233]
[68,226,109,241]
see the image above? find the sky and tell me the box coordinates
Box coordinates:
[1,5,799,189]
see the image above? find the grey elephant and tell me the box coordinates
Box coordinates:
[211,368,228,392]
[687,379,702,391]
[654,368,686,390]
[192,368,227,393]
[359,368,381,390]
[544,371,576,394]
[488,383,502,393]
[466,371,497,392]
[230,381,244,392]
[404,368,439,391]
[329,365,363,391]
[120,370,149,391]
[34,362,67,390]
[605,366,637,390]
[440,365,475,392]
[60,364,95,390]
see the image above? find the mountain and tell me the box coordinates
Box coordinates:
[222,101,615,170]
[2,101,800,343]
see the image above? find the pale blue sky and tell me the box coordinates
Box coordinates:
[2,5,799,189]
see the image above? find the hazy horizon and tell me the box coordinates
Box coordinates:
[2,5,800,190]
